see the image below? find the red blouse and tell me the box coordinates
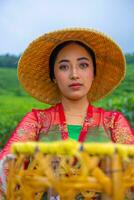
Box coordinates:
[0,103,134,160]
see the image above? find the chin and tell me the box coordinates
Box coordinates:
[66,94,86,101]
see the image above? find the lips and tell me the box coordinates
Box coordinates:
[69,83,83,87]
[69,83,83,90]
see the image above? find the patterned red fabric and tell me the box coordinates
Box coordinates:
[0,103,134,160]
[0,103,134,197]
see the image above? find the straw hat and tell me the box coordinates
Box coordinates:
[18,28,126,105]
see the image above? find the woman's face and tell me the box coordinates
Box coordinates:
[54,43,94,101]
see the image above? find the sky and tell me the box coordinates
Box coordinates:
[0,0,134,55]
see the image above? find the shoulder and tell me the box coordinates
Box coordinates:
[30,103,60,123]
[91,104,123,127]
[92,104,120,118]
[32,103,60,113]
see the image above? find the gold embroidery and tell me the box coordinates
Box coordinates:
[114,124,133,143]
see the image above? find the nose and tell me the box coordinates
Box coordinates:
[70,66,79,80]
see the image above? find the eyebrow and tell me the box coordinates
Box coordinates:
[58,57,90,64]
[58,59,69,64]
[77,57,90,61]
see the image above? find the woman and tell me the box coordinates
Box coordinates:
[0,28,134,198]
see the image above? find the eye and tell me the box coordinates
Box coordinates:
[59,64,69,71]
[79,62,89,69]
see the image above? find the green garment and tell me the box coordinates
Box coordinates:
[67,124,82,140]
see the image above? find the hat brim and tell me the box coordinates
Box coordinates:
[18,28,126,104]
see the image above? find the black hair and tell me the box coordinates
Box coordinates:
[49,40,96,82]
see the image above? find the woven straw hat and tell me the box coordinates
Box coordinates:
[18,28,126,105]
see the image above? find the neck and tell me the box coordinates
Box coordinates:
[61,96,89,115]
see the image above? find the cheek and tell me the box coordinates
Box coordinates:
[55,72,67,87]
[84,69,94,84]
